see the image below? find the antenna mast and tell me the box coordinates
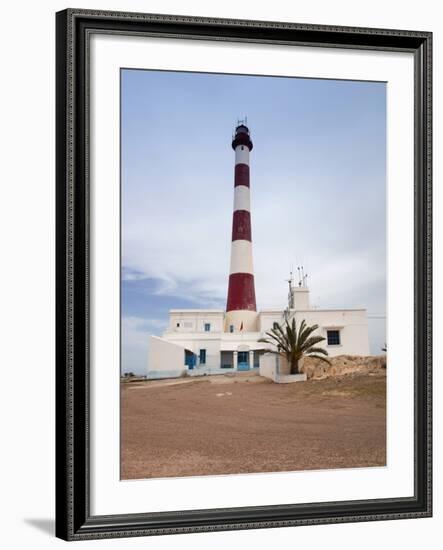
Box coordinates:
[285,269,295,309]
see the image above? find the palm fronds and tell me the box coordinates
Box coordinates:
[260,318,331,374]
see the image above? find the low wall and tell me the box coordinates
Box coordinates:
[259,354,306,383]
[259,353,277,380]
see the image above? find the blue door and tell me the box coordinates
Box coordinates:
[185,351,196,369]
[237,351,250,371]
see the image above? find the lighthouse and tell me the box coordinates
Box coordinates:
[225,122,258,332]
[147,120,371,378]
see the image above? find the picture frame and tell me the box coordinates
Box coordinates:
[55,8,432,541]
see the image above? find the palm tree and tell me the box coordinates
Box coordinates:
[259,318,331,375]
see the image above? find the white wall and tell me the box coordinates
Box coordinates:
[259,309,370,356]
[168,311,225,333]
[163,332,269,368]
[260,354,306,380]
[220,333,267,350]
[294,310,370,356]
[292,287,310,310]
[259,310,285,332]
[259,353,278,380]
[148,335,186,376]
[259,353,291,379]
[165,334,222,368]
[1,1,441,550]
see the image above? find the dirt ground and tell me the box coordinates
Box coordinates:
[121,372,386,479]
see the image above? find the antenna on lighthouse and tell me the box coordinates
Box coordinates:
[286,267,295,309]
[302,262,309,287]
[297,266,302,287]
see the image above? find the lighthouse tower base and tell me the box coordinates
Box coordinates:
[224,310,258,332]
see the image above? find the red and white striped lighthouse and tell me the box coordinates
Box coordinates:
[225,122,258,332]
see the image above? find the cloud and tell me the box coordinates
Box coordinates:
[122,166,386,312]
[121,316,168,375]
[121,70,386,354]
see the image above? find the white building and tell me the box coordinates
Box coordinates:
[147,282,370,379]
[146,122,370,379]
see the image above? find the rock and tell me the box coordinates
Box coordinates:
[300,355,386,380]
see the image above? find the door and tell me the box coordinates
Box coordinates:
[185,350,196,370]
[237,351,250,371]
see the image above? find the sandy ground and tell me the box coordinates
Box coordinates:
[121,372,386,479]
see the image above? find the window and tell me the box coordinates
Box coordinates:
[176,322,180,328]
[273,322,279,330]
[204,323,211,332]
[221,351,233,368]
[229,325,234,333]
[199,349,206,365]
[327,330,341,346]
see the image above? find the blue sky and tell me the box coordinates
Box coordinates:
[121,69,386,374]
